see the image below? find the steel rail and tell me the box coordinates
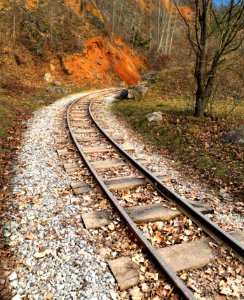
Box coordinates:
[67,91,196,300]
[88,95,244,260]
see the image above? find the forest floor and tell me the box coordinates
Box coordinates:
[112,67,244,201]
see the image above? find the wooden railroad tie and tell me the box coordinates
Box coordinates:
[108,230,244,290]
[71,181,91,195]
[81,202,213,230]
[76,135,125,142]
[57,148,74,156]
[63,162,84,174]
[104,173,170,190]
[90,158,148,170]
[72,128,113,134]
[83,146,135,154]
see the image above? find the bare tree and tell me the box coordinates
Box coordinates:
[176,0,244,116]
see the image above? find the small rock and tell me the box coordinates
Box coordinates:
[141,71,159,81]
[110,291,117,300]
[155,221,164,231]
[10,280,18,288]
[4,231,11,238]
[53,81,62,86]
[34,250,47,258]
[111,252,117,258]
[9,272,17,281]
[36,100,45,105]
[223,126,244,145]
[12,295,21,300]
[115,89,128,100]
[130,286,143,300]
[43,72,54,83]
[108,223,115,231]
[146,111,162,122]
[129,85,148,96]
[46,87,71,94]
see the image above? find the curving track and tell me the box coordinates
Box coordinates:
[66,89,244,300]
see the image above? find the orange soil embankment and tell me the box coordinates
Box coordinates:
[59,37,145,86]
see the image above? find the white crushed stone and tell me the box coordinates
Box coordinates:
[4,92,117,300]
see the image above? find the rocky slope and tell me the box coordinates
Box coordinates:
[0,0,146,88]
[0,0,191,89]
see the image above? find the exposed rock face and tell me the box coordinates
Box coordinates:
[56,37,145,85]
[223,126,244,145]
[146,111,163,122]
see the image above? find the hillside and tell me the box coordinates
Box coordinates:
[0,0,149,89]
[0,0,191,89]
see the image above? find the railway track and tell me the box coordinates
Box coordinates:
[57,89,243,299]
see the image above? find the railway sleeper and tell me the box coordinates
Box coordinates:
[76,135,124,142]
[72,128,113,134]
[57,148,75,157]
[82,146,135,154]
[70,181,91,195]
[108,230,244,290]
[63,162,84,174]
[90,158,148,170]
[104,173,169,190]
[81,202,213,230]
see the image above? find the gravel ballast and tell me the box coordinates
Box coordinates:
[2,92,116,300]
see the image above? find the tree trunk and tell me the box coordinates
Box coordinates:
[195,52,218,117]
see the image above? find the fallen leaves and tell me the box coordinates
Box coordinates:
[179,247,244,299]
[130,286,143,300]
[140,215,204,248]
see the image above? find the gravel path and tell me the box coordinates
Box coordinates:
[2,92,116,300]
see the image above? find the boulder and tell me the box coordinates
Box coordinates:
[223,126,244,145]
[146,111,162,122]
[116,85,148,100]
[116,89,129,100]
[128,89,141,99]
[128,85,149,97]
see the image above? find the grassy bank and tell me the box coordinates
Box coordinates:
[112,68,243,198]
